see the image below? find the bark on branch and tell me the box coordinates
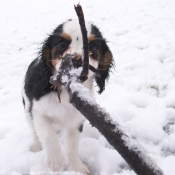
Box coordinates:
[74,4,89,82]
[50,55,164,175]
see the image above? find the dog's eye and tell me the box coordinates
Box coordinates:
[58,40,68,49]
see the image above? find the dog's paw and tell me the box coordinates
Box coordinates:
[68,159,90,175]
[30,140,42,152]
[45,152,64,171]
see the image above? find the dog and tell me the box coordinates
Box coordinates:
[22,19,114,174]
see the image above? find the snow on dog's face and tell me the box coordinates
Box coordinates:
[40,19,114,93]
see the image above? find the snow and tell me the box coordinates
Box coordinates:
[0,0,175,174]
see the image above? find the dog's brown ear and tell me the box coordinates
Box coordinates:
[41,36,53,61]
[95,41,114,94]
[42,47,51,61]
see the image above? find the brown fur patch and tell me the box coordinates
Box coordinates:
[42,48,50,60]
[51,46,56,58]
[88,34,95,42]
[61,33,72,41]
[52,59,59,68]
[98,51,112,71]
[51,58,62,72]
[51,46,62,70]
[73,53,81,60]
[105,51,113,65]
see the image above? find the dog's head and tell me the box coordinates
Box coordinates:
[40,19,114,94]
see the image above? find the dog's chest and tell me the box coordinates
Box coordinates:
[33,89,84,126]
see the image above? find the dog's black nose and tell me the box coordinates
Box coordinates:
[72,58,82,69]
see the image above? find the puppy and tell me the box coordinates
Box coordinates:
[22,19,113,174]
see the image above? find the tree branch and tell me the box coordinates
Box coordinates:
[74,4,89,82]
[50,55,164,175]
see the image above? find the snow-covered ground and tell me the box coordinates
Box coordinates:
[0,0,175,174]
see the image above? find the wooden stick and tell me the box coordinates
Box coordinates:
[74,4,89,82]
[50,55,164,175]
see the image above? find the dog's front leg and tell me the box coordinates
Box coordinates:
[65,127,90,174]
[33,113,64,171]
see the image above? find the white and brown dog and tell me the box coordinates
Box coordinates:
[22,19,114,174]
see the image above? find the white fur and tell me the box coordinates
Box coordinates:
[63,20,92,56]
[23,83,93,174]
[23,20,99,174]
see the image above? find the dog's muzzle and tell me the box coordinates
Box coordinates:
[72,58,83,69]
[72,57,98,74]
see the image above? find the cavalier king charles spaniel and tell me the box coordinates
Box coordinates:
[22,19,114,174]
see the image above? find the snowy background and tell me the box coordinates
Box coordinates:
[0,0,175,174]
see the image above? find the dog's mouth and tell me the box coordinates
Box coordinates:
[72,57,98,74]
[72,58,83,69]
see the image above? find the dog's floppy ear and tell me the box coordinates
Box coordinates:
[40,35,53,61]
[95,40,114,94]
[40,24,64,61]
